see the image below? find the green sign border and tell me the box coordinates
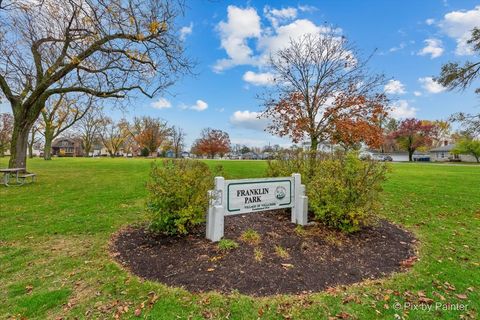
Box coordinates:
[226,180,292,212]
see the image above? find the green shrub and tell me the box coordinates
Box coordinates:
[266,149,318,184]
[140,147,150,157]
[146,159,222,235]
[309,152,387,232]
[218,239,239,252]
[268,151,387,233]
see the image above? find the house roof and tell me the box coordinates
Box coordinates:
[430,144,456,152]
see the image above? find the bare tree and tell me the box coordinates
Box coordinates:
[99,117,127,157]
[28,121,42,158]
[77,108,103,156]
[170,125,186,157]
[39,94,92,160]
[260,32,387,153]
[0,0,191,168]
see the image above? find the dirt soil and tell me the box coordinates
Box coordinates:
[111,210,416,296]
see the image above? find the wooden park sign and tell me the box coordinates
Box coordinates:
[206,174,308,242]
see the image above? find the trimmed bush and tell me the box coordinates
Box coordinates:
[267,151,387,233]
[308,152,387,232]
[146,159,222,235]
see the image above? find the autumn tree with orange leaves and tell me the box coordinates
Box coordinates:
[261,32,387,153]
[131,116,171,156]
[192,128,230,159]
[390,118,434,162]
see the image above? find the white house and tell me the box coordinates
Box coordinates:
[429,144,478,162]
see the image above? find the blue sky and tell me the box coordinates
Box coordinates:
[1,0,479,148]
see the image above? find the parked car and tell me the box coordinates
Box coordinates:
[359,152,393,162]
[373,154,393,162]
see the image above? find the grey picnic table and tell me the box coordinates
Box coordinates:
[0,168,36,186]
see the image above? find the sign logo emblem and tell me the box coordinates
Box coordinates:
[275,186,286,200]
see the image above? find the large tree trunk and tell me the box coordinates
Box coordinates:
[8,120,31,169]
[43,129,54,160]
[83,140,92,157]
[28,142,33,158]
[310,136,319,152]
[408,149,414,162]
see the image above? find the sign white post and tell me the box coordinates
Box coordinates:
[206,174,309,242]
[206,177,225,242]
[291,173,308,226]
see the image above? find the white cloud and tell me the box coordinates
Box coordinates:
[389,100,417,119]
[180,23,193,41]
[413,91,422,97]
[214,6,261,72]
[298,5,318,12]
[384,80,406,95]
[214,5,336,71]
[151,97,172,109]
[418,38,444,58]
[230,110,269,131]
[389,42,406,52]
[439,5,480,55]
[425,18,435,25]
[418,77,446,93]
[243,71,275,86]
[258,19,333,58]
[190,100,208,111]
[264,6,297,27]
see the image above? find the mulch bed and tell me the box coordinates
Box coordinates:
[111,210,416,296]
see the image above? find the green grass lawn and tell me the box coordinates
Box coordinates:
[0,157,478,319]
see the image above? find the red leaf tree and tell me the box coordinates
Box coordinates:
[192,128,230,159]
[390,118,434,161]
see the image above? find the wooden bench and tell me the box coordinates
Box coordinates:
[17,172,36,185]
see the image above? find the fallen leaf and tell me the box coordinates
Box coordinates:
[455,294,468,300]
[433,291,446,301]
[418,297,434,304]
[134,308,142,317]
[281,263,294,270]
[335,312,352,319]
[325,287,340,296]
[342,295,360,304]
[444,282,456,291]
[400,256,417,268]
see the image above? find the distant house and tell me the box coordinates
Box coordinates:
[362,150,430,162]
[429,144,477,162]
[165,150,175,158]
[241,152,259,160]
[181,151,190,158]
[226,152,241,159]
[52,138,84,157]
